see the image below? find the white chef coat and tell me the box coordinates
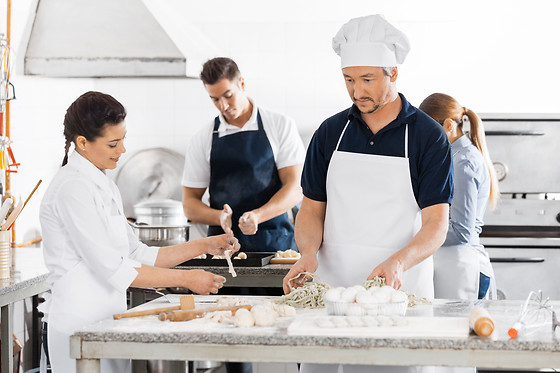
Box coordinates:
[39,151,160,372]
[182,99,306,188]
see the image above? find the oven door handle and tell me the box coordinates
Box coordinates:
[490,257,545,263]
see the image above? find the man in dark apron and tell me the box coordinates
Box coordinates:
[182,57,305,373]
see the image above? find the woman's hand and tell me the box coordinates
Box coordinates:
[205,232,240,256]
[184,269,226,295]
[219,204,233,234]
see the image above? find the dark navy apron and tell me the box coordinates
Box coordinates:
[207,111,295,252]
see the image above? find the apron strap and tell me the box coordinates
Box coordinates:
[404,123,409,159]
[335,120,351,151]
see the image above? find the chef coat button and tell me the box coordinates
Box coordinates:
[370,141,374,145]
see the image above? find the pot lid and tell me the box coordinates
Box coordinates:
[134,198,184,215]
[115,148,184,218]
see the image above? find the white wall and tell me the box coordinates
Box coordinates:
[2,0,560,242]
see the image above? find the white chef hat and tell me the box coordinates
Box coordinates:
[332,14,411,68]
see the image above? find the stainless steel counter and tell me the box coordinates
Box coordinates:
[0,246,48,373]
[70,295,560,372]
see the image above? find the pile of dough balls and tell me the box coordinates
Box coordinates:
[323,285,408,316]
[204,301,296,328]
[276,249,300,258]
[233,252,247,260]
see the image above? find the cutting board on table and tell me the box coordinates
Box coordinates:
[269,257,299,264]
[288,316,469,338]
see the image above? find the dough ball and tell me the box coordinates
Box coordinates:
[251,305,277,327]
[236,252,247,260]
[355,291,375,304]
[275,304,296,317]
[350,285,367,294]
[234,308,255,327]
[324,288,343,303]
[379,285,396,297]
[340,287,359,303]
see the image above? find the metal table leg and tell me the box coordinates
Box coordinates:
[76,358,100,373]
[1,303,13,373]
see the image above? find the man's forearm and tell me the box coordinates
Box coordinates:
[183,198,222,226]
[390,204,449,271]
[294,198,326,257]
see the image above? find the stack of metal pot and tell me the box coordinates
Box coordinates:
[130,199,190,247]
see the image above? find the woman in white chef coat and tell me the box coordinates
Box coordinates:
[420,93,499,300]
[39,91,239,373]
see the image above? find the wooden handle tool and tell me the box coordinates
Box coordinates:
[113,295,195,320]
[159,304,252,322]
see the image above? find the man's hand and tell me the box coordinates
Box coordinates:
[205,232,240,256]
[219,204,233,234]
[282,254,318,294]
[368,257,404,290]
[239,211,259,235]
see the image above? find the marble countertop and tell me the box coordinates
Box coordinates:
[0,245,48,306]
[71,295,560,370]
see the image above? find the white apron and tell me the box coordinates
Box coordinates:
[45,215,131,373]
[302,122,434,373]
[434,245,496,301]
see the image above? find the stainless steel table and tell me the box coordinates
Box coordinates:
[70,296,560,372]
[0,246,48,373]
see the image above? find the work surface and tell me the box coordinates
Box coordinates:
[70,295,560,372]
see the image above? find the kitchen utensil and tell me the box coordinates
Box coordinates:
[113,295,194,320]
[469,307,495,337]
[508,290,555,338]
[1,200,22,231]
[224,249,237,277]
[0,197,13,223]
[1,179,42,231]
[152,288,173,303]
[129,221,189,247]
[133,198,188,226]
[23,179,42,208]
[159,304,252,322]
[115,148,185,218]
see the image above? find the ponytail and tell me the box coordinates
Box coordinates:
[463,108,500,209]
[62,139,72,166]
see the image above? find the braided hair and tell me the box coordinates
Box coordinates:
[61,91,126,166]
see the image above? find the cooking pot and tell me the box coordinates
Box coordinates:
[129,222,190,247]
[133,199,188,226]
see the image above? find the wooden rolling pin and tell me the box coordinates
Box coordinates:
[159,304,252,322]
[113,295,195,320]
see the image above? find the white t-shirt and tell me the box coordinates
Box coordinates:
[182,99,305,188]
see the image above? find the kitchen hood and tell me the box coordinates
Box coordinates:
[24,0,217,78]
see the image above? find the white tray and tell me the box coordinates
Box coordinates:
[287,315,469,338]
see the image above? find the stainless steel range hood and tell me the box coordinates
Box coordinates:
[24,0,215,78]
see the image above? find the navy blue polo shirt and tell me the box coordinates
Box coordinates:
[302,93,454,209]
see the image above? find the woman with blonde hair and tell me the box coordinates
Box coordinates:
[420,93,499,301]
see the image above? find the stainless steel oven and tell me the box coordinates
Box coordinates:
[478,114,560,300]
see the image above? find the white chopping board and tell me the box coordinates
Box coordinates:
[288,315,469,338]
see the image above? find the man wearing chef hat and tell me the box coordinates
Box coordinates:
[284,14,453,373]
